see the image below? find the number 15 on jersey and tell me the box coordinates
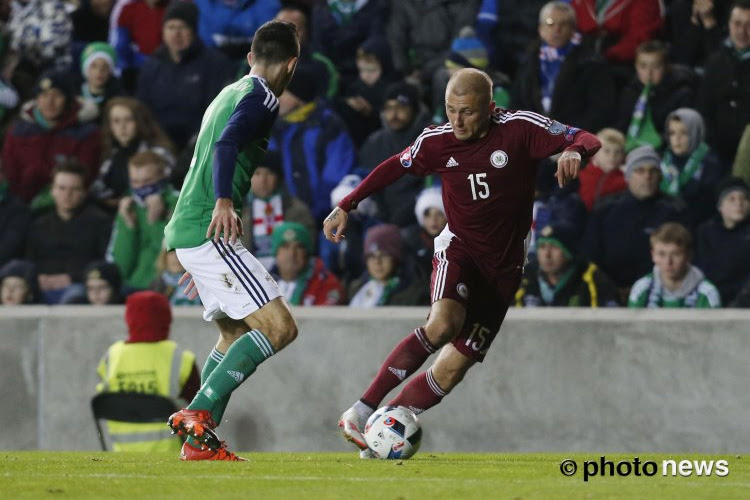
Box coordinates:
[468,173,489,200]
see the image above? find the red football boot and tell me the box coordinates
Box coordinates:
[180,441,247,461]
[168,409,221,450]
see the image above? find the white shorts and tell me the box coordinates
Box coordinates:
[175,239,281,322]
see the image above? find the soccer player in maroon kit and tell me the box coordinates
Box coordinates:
[323,68,601,457]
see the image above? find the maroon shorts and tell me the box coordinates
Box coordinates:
[430,235,522,362]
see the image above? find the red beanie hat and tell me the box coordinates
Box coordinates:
[125,291,172,343]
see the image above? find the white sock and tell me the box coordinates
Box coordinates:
[353,400,374,420]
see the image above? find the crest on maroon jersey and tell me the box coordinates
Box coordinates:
[490,150,508,168]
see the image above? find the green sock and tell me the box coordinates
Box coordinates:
[187,330,275,413]
[186,347,226,448]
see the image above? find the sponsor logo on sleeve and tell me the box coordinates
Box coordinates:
[564,126,580,141]
[548,120,566,135]
[399,148,413,168]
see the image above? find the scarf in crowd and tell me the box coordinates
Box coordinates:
[250,193,284,259]
[646,265,705,308]
[538,265,576,305]
[349,276,401,308]
[626,83,662,152]
[726,37,750,61]
[659,142,709,195]
[595,0,617,22]
[81,83,105,104]
[539,36,580,113]
[327,0,368,25]
[279,259,314,306]
[131,179,167,206]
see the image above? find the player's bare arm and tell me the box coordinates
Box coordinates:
[555,150,582,188]
[323,206,349,243]
[206,197,243,244]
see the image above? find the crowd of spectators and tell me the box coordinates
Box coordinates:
[0,0,749,309]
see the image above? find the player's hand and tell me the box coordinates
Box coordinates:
[323,206,348,243]
[207,198,243,244]
[555,150,582,188]
[178,271,199,300]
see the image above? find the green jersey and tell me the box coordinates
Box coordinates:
[165,75,279,249]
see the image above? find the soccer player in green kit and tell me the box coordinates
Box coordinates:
[164,20,300,461]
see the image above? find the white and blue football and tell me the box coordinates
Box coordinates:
[363,405,422,459]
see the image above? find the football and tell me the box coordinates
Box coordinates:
[363,405,422,459]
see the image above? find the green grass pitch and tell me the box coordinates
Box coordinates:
[1,452,747,499]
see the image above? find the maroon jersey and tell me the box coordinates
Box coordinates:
[340,109,601,271]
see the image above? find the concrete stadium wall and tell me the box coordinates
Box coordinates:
[1,306,749,453]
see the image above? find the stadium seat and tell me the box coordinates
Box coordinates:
[91,392,181,451]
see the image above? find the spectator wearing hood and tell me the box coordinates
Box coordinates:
[241,150,315,270]
[659,107,725,226]
[359,81,432,228]
[516,222,619,307]
[335,36,400,146]
[0,259,41,305]
[136,1,235,149]
[2,69,101,203]
[95,290,200,451]
[695,177,750,305]
[269,65,356,223]
[629,222,721,308]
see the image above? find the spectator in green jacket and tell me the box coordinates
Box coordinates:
[109,150,178,292]
[629,222,721,308]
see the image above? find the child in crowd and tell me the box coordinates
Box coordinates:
[617,40,696,152]
[81,260,122,305]
[628,222,720,308]
[0,260,39,305]
[109,151,178,293]
[90,97,175,210]
[660,107,725,225]
[578,128,627,211]
[348,224,408,308]
[337,37,398,146]
[78,42,123,115]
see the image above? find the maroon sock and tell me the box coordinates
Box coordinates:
[360,327,436,409]
[388,369,448,414]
